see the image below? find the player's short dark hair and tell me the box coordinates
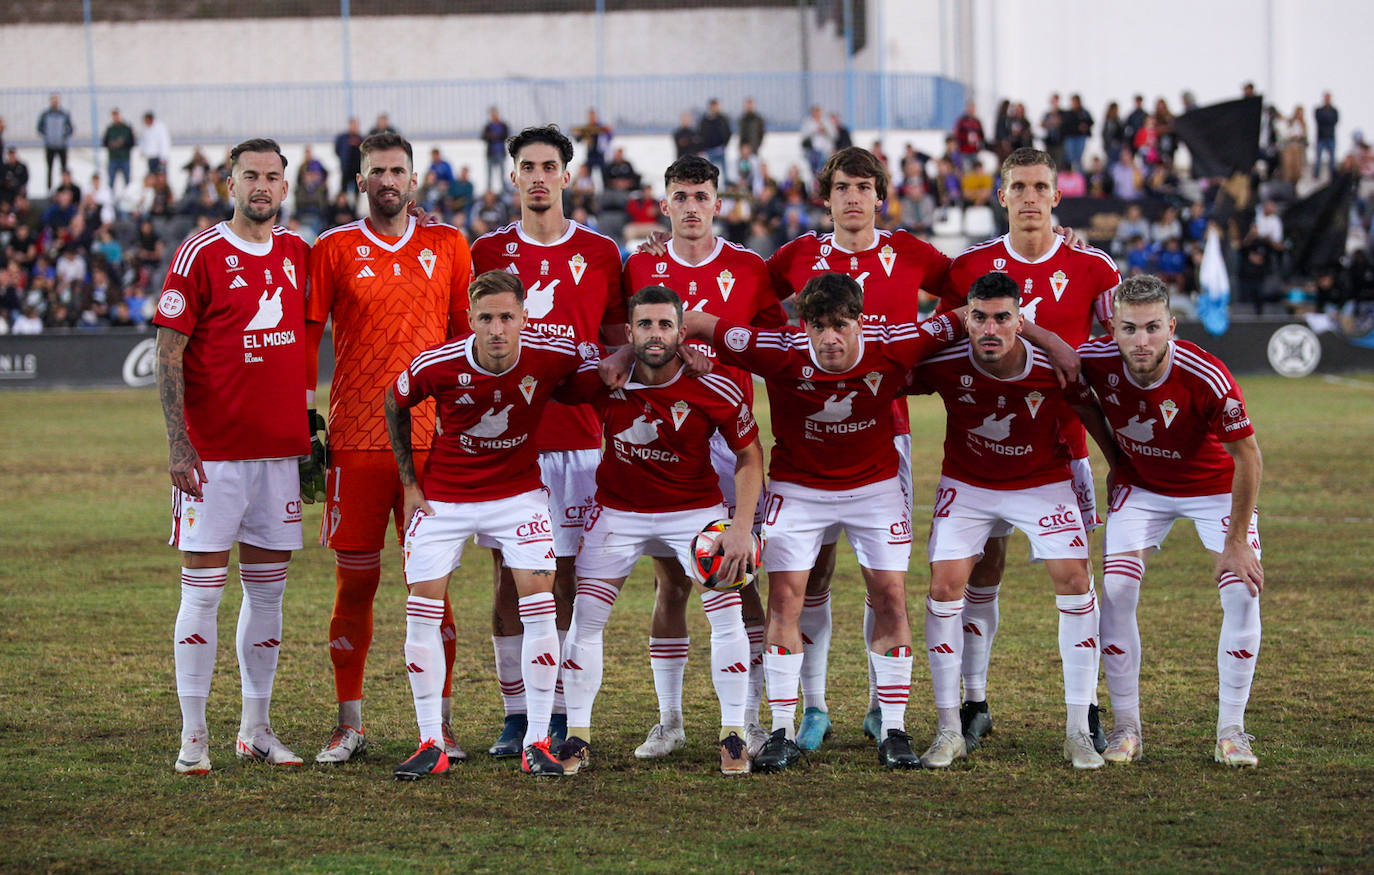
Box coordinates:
[817,147,889,201]
[797,273,864,324]
[1113,274,1170,310]
[360,131,413,170]
[507,125,575,167]
[663,155,718,191]
[229,138,287,172]
[470,270,525,305]
[1000,147,1057,187]
[967,271,1020,305]
[627,285,683,324]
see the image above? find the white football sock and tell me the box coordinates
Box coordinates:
[174,566,227,739]
[553,628,568,715]
[649,636,689,727]
[703,590,748,728]
[863,595,878,710]
[960,584,1000,703]
[798,587,832,713]
[1057,588,1098,734]
[870,648,914,736]
[518,593,560,746]
[925,596,965,714]
[338,699,363,730]
[561,581,618,732]
[763,646,804,738]
[1217,574,1261,734]
[236,562,287,722]
[404,595,445,744]
[745,623,765,723]
[1101,556,1145,731]
[492,635,525,716]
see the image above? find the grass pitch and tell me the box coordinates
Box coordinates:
[1,374,1372,873]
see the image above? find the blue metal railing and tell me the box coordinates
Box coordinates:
[0,72,965,147]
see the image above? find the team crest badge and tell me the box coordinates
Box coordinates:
[656,261,668,275]
[505,241,518,255]
[264,269,273,283]
[540,259,550,276]
[357,245,370,258]
[689,281,698,295]
[850,256,859,271]
[1159,399,1178,427]
[519,376,538,403]
[283,258,296,288]
[185,505,198,531]
[960,374,973,388]
[569,254,587,284]
[993,257,1006,271]
[801,366,814,379]
[458,373,471,386]
[418,248,436,279]
[1108,373,1119,387]
[1025,390,1044,418]
[671,400,690,430]
[1050,270,1069,301]
[878,245,896,277]
[820,244,832,257]
[863,371,883,395]
[717,269,735,301]
[225,255,240,271]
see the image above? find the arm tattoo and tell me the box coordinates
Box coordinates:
[384,390,417,487]
[155,327,195,466]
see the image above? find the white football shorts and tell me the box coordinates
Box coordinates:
[1103,484,1262,558]
[169,458,302,553]
[763,476,912,573]
[575,502,729,581]
[475,448,599,556]
[927,475,1089,563]
[820,434,910,549]
[405,488,556,583]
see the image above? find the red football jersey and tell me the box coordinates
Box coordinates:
[471,221,623,452]
[766,229,953,435]
[623,238,786,403]
[1075,337,1254,497]
[154,222,310,461]
[906,338,1078,490]
[307,216,473,451]
[711,315,960,491]
[941,234,1121,457]
[572,367,759,513]
[392,330,597,503]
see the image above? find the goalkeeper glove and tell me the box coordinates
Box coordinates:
[299,408,328,504]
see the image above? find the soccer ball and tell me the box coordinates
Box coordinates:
[689,519,763,591]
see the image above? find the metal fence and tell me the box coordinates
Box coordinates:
[0,71,963,148]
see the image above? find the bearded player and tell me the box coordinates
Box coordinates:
[157,138,311,774]
[620,155,786,759]
[470,125,624,756]
[306,132,474,764]
[1075,275,1264,767]
[937,147,1121,753]
[908,272,1118,770]
[556,285,763,777]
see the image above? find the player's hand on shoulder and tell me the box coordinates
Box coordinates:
[598,345,635,389]
[636,230,670,256]
[1054,224,1088,251]
[679,344,714,377]
[407,202,441,226]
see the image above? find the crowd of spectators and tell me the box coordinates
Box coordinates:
[4,88,1372,335]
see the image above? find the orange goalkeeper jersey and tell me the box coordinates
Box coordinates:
[307,216,474,451]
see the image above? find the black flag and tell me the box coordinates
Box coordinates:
[1284,172,1357,275]
[1174,96,1263,178]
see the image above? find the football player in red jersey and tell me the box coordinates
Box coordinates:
[683,273,964,772]
[556,285,764,777]
[908,272,1117,771]
[156,138,311,774]
[937,147,1120,753]
[621,155,785,759]
[1074,275,1264,767]
[306,132,474,765]
[470,126,625,756]
[385,271,600,780]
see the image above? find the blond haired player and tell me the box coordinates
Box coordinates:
[306,131,474,764]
